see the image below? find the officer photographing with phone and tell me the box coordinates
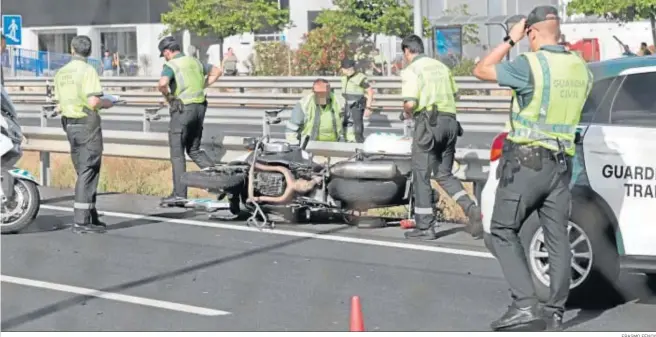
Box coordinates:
[157,36,222,206]
[472,6,592,331]
[54,35,115,234]
[400,35,483,241]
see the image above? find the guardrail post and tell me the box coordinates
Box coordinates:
[39,151,51,187]
[143,115,151,133]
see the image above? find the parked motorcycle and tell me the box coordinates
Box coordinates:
[1,85,41,234]
[161,106,460,229]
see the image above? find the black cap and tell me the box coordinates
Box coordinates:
[526,5,560,28]
[341,59,355,69]
[158,36,180,57]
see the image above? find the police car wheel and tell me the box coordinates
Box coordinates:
[520,197,620,307]
[1,180,40,234]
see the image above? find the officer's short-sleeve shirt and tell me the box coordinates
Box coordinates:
[161,53,213,92]
[401,67,419,103]
[495,45,568,110]
[83,65,104,98]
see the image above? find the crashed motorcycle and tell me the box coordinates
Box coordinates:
[163,106,463,229]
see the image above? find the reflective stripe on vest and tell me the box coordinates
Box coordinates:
[506,51,592,156]
[300,94,343,141]
[54,60,97,118]
[166,56,206,104]
[341,72,366,96]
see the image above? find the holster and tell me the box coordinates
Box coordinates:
[169,98,184,114]
[496,140,560,185]
[414,108,437,152]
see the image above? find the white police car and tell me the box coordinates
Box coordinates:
[481,56,656,303]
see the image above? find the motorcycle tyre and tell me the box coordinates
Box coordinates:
[1,179,40,234]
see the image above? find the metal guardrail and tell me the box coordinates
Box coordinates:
[4,76,513,111]
[21,127,491,187]
[6,76,512,134]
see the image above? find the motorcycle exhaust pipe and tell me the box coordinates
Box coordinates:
[247,163,322,204]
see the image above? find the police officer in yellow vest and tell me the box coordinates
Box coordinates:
[400,35,483,242]
[285,79,347,143]
[473,6,592,331]
[157,37,222,206]
[54,36,114,234]
[340,59,374,143]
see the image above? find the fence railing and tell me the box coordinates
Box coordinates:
[22,126,491,187]
[2,48,103,77]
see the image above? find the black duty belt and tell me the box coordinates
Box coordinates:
[62,116,89,125]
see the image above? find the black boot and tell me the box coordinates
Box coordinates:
[490,304,546,331]
[404,227,437,240]
[72,223,106,234]
[544,312,564,331]
[465,204,484,239]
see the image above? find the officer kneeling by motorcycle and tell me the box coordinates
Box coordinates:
[285,78,352,143]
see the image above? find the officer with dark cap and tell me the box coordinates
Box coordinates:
[157,36,223,206]
[340,59,374,143]
[473,6,592,331]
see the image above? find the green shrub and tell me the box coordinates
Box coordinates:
[294,26,352,76]
[252,42,294,76]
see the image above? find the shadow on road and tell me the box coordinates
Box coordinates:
[41,192,121,205]
[564,273,656,330]
[18,215,70,234]
[0,223,352,330]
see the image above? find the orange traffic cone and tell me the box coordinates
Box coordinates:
[350,296,364,331]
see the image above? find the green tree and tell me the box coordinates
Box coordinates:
[161,0,290,60]
[443,4,481,46]
[314,0,431,42]
[567,0,656,46]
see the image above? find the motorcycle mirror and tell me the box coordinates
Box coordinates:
[300,135,310,150]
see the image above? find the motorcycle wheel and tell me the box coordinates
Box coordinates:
[1,179,40,234]
[181,169,246,191]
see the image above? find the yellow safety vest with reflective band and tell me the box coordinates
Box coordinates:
[403,57,457,114]
[298,93,344,142]
[341,72,367,95]
[165,56,206,104]
[54,60,101,118]
[505,51,592,156]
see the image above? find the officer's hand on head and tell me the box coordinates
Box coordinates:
[509,18,527,43]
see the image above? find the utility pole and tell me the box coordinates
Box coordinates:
[413,0,423,37]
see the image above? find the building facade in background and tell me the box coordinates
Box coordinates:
[1,0,654,76]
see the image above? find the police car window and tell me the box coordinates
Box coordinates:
[580,77,614,123]
[610,72,656,126]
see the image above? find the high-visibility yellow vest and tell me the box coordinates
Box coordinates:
[165,56,206,104]
[54,59,102,118]
[506,51,592,156]
[299,93,345,142]
[402,56,457,114]
[341,72,367,96]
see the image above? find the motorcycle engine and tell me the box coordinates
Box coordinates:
[254,171,287,197]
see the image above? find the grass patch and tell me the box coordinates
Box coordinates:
[18,151,475,222]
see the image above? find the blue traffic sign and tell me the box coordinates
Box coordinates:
[2,15,23,45]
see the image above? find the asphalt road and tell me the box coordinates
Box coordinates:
[2,187,655,331]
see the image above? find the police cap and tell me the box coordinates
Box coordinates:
[526,5,560,28]
[158,36,180,57]
[341,59,355,69]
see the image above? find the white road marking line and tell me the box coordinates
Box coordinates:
[0,275,230,316]
[41,205,495,259]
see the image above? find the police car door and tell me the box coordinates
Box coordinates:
[583,66,656,257]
